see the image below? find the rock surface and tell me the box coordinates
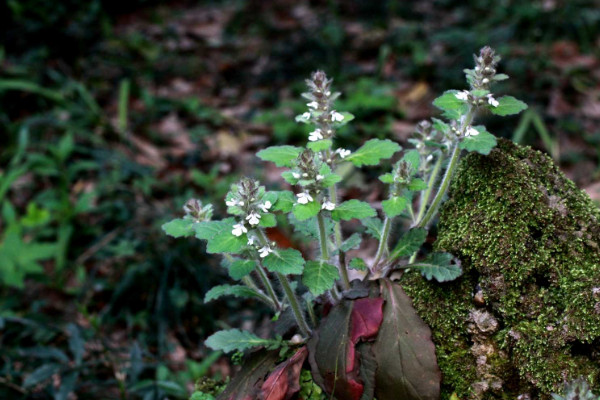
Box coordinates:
[402,139,600,399]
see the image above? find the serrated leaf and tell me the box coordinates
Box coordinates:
[389,228,427,261]
[345,139,401,167]
[334,111,355,126]
[162,218,195,238]
[408,178,427,191]
[332,200,376,221]
[401,149,421,172]
[257,146,303,167]
[262,248,305,275]
[382,197,408,218]
[204,285,263,303]
[373,280,441,400]
[489,95,527,116]
[197,219,247,254]
[340,233,362,252]
[378,173,394,184]
[410,253,462,282]
[321,173,342,188]
[273,191,295,212]
[259,213,277,228]
[292,200,321,221]
[307,139,332,152]
[432,90,468,118]
[362,217,383,240]
[205,329,277,353]
[459,127,497,155]
[194,219,230,240]
[349,258,367,271]
[228,260,257,280]
[302,261,339,296]
[288,214,333,240]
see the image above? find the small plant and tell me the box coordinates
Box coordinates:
[164,46,527,399]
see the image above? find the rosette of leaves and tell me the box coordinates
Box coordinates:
[162,48,527,400]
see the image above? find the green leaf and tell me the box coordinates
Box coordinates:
[307,139,332,152]
[288,214,333,240]
[196,219,246,254]
[262,248,305,275]
[194,220,230,240]
[162,218,195,238]
[362,217,383,240]
[349,258,367,271]
[23,364,61,388]
[372,280,441,399]
[228,260,257,280]
[204,285,263,303]
[332,200,376,221]
[382,197,408,218]
[340,233,362,252]
[292,201,321,221]
[494,73,509,81]
[302,261,339,296]
[410,253,462,282]
[257,146,303,167]
[489,95,527,116]
[459,127,497,155]
[432,90,468,120]
[333,111,355,126]
[345,139,401,167]
[259,213,277,228]
[379,173,394,184]
[389,228,427,260]
[281,171,299,185]
[273,191,295,212]
[408,178,427,191]
[401,150,421,172]
[320,173,342,188]
[205,329,278,353]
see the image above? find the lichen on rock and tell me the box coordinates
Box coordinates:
[402,138,600,399]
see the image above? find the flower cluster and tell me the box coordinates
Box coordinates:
[226,178,273,236]
[183,199,213,222]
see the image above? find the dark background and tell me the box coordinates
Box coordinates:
[1,0,599,398]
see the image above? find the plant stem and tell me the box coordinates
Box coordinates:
[241,276,275,308]
[372,216,392,270]
[255,264,282,311]
[318,211,350,289]
[277,272,312,336]
[417,106,476,229]
[415,154,444,224]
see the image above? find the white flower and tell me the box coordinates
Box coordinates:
[316,174,324,181]
[308,129,324,142]
[225,198,238,207]
[336,148,351,158]
[296,192,313,204]
[330,111,344,122]
[487,94,499,107]
[301,112,311,119]
[259,201,272,213]
[322,199,335,211]
[239,201,244,206]
[247,236,254,246]
[258,246,273,258]
[307,101,319,109]
[232,223,248,237]
[455,90,469,101]
[465,127,480,137]
[246,212,261,226]
[325,90,331,96]
[292,172,300,179]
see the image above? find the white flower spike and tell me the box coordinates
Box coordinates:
[455,90,469,101]
[487,94,499,107]
[246,212,261,226]
[259,201,272,213]
[225,198,238,207]
[296,192,313,205]
[330,111,344,122]
[465,127,480,137]
[308,129,324,142]
[232,223,248,237]
[258,246,273,258]
[307,101,319,109]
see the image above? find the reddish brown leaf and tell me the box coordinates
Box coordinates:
[346,298,384,372]
[261,347,308,400]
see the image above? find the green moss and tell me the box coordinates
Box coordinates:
[402,139,600,399]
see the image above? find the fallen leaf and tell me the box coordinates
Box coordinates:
[261,347,308,400]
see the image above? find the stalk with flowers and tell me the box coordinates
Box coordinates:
[163,46,527,400]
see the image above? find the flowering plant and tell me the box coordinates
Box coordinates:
[163,46,527,400]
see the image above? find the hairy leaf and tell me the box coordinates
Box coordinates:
[162,218,195,238]
[410,252,462,282]
[340,233,362,252]
[382,197,407,218]
[349,258,367,271]
[302,261,339,296]
[205,329,277,353]
[257,146,303,167]
[273,191,295,213]
[389,228,427,261]
[292,201,320,221]
[332,200,376,221]
[307,139,332,152]
[345,139,401,167]
[489,95,527,116]
[361,218,383,240]
[372,280,441,400]
[432,90,468,120]
[459,127,497,155]
[204,285,263,303]
[262,248,305,275]
[228,259,257,280]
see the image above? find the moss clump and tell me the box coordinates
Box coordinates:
[402,139,600,399]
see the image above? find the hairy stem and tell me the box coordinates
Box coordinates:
[277,272,312,336]
[415,154,444,224]
[372,216,392,270]
[255,264,282,311]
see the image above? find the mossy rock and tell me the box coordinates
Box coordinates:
[402,139,600,399]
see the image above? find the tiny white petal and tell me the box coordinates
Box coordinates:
[325,91,331,96]
[455,91,469,101]
[292,172,300,179]
[259,246,272,258]
[487,95,499,107]
[226,199,237,207]
[232,223,248,237]
[259,201,272,213]
[247,237,254,245]
[322,201,335,211]
[331,111,344,122]
[302,112,311,119]
[307,101,319,109]
[308,129,324,142]
[316,174,324,181]
[337,148,351,159]
[466,127,480,137]
[296,192,313,204]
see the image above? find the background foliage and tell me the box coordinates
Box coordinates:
[1,0,599,398]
